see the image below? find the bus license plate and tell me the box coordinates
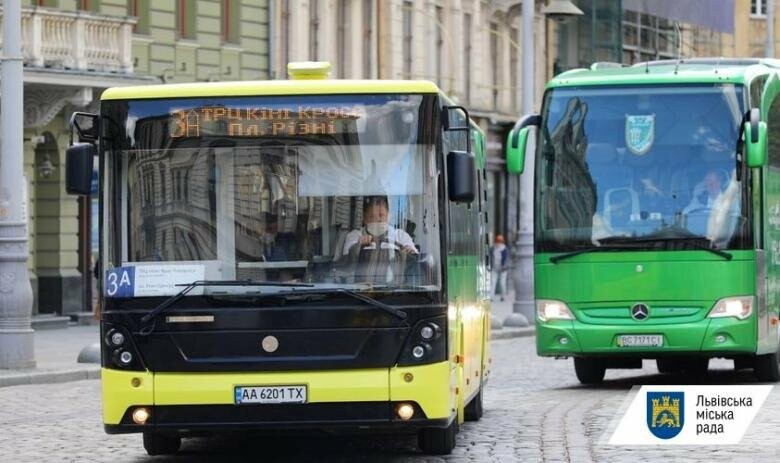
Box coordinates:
[234,385,307,404]
[617,335,663,347]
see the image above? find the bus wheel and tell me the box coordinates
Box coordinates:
[142,432,181,456]
[418,420,458,455]
[464,386,483,422]
[656,358,682,374]
[680,357,709,375]
[754,351,780,382]
[574,357,605,384]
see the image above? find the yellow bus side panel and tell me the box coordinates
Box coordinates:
[389,361,454,420]
[154,369,389,405]
[102,369,154,424]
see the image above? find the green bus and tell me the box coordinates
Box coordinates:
[507,58,780,383]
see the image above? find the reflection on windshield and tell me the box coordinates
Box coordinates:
[110,94,442,293]
[536,84,749,252]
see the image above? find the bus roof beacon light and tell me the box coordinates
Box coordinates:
[287,61,331,80]
[540,0,584,22]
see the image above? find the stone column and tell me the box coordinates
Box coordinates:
[0,0,36,369]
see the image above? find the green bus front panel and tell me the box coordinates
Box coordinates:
[535,250,760,356]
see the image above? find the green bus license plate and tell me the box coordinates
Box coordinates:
[617,335,663,347]
[235,385,307,404]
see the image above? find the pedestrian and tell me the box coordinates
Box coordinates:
[490,234,509,302]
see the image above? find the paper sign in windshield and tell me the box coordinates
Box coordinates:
[105,264,205,297]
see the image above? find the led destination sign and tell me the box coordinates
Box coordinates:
[170,105,364,138]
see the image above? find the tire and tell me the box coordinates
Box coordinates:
[574,357,606,384]
[656,358,682,374]
[464,387,484,422]
[754,351,780,382]
[143,432,181,456]
[418,419,458,455]
[680,357,709,376]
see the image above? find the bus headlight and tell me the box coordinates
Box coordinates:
[102,323,144,371]
[398,315,447,366]
[708,296,753,320]
[537,300,574,322]
[109,331,125,347]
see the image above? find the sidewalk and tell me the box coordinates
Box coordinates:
[489,291,536,339]
[0,324,101,388]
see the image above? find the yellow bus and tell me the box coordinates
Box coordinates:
[66,62,491,455]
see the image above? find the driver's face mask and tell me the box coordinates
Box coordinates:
[366,222,389,237]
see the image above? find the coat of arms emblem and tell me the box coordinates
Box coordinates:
[647,391,684,439]
[625,114,655,155]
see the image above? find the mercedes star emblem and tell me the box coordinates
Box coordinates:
[631,304,649,321]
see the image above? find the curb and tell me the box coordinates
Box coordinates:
[490,327,535,340]
[0,367,101,389]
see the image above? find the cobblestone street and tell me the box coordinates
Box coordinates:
[1,336,778,462]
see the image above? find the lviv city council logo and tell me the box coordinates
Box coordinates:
[625,114,655,155]
[647,391,684,439]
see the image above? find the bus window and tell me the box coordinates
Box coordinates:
[107,94,443,293]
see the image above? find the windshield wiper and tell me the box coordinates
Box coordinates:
[598,234,733,260]
[272,287,408,321]
[549,244,640,264]
[138,280,314,335]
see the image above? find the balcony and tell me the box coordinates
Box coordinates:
[0,6,135,74]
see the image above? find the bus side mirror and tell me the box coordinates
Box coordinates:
[66,143,96,195]
[506,127,529,174]
[745,108,767,168]
[506,114,541,174]
[447,150,476,203]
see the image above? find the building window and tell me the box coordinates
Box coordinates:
[176,0,197,40]
[363,0,373,78]
[402,0,413,78]
[435,5,444,87]
[309,0,319,60]
[622,10,677,63]
[337,0,349,78]
[79,0,99,11]
[222,0,241,44]
[752,0,766,17]
[129,0,150,34]
[463,12,472,103]
[490,22,499,110]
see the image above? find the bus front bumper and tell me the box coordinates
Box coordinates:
[102,361,455,434]
[536,317,757,357]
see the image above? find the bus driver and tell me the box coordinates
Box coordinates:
[342,196,418,283]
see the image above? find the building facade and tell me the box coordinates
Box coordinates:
[550,0,773,74]
[273,0,548,248]
[15,0,270,321]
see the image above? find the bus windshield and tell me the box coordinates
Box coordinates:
[535,84,750,253]
[102,94,442,296]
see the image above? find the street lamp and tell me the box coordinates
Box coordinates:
[504,0,583,328]
[540,0,584,21]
